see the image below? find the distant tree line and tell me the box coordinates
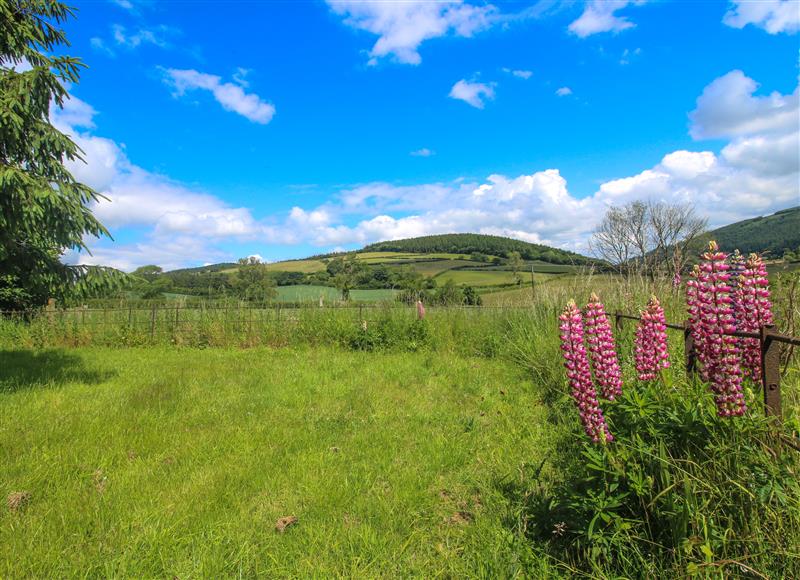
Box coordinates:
[362,233,592,265]
[121,255,484,304]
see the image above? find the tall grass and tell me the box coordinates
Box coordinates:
[2,273,799,576]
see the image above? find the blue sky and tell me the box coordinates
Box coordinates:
[57,0,800,270]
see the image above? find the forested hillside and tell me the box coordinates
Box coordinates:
[701,206,800,257]
[362,233,591,264]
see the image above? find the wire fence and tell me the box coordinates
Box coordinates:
[614,311,800,419]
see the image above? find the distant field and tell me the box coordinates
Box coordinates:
[265,259,327,273]
[275,285,397,302]
[409,260,484,277]
[434,270,520,287]
[356,252,472,264]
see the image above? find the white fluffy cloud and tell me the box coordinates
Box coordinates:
[327,0,496,65]
[410,148,434,157]
[723,0,800,34]
[162,68,276,124]
[503,68,533,79]
[556,86,573,96]
[63,70,798,269]
[689,69,798,139]
[569,1,643,38]
[53,94,263,270]
[449,79,495,108]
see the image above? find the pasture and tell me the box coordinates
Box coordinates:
[0,347,553,577]
[2,272,799,577]
[275,285,396,303]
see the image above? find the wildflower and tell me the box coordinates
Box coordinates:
[416,300,426,320]
[686,264,710,381]
[729,249,746,325]
[559,300,613,443]
[672,271,681,290]
[634,295,670,380]
[737,253,773,381]
[584,293,623,400]
[696,241,746,417]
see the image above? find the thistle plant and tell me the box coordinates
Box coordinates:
[737,253,774,381]
[696,241,746,417]
[584,293,623,400]
[634,295,670,380]
[559,300,613,443]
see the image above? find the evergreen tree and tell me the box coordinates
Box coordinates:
[0,1,122,310]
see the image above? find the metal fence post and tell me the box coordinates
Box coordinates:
[760,324,781,418]
[615,310,623,332]
[684,321,696,377]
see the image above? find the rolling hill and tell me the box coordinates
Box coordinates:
[701,206,800,257]
[362,233,591,265]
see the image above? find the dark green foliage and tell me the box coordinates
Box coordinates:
[363,233,593,265]
[524,378,800,576]
[697,206,800,258]
[0,0,124,310]
[233,261,277,302]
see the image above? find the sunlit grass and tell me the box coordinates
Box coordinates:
[0,346,558,577]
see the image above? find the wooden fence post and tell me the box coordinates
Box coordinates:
[614,310,623,332]
[760,324,781,418]
[683,321,696,377]
[150,304,156,341]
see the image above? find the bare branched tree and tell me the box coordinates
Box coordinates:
[648,201,707,278]
[591,200,707,279]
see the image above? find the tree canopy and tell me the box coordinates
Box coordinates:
[0,0,122,310]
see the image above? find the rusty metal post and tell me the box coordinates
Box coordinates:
[684,321,696,377]
[760,324,781,417]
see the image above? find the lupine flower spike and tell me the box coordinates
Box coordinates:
[672,272,681,291]
[697,241,746,417]
[686,265,709,380]
[737,253,773,381]
[729,249,746,325]
[584,293,623,400]
[559,300,613,443]
[634,295,670,381]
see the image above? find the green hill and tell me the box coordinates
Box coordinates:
[362,233,591,265]
[703,206,800,257]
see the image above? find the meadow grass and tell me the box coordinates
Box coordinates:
[274,285,396,303]
[0,346,559,577]
[1,274,798,576]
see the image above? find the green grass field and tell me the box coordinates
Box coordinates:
[265,259,328,273]
[0,347,554,577]
[434,269,520,287]
[275,285,397,302]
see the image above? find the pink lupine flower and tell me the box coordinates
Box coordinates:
[416,300,426,320]
[729,249,746,325]
[696,241,746,417]
[672,272,682,290]
[584,293,623,400]
[737,253,773,381]
[687,264,710,381]
[559,300,613,443]
[634,295,670,381]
